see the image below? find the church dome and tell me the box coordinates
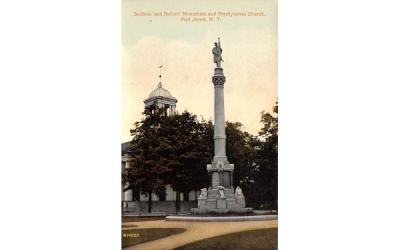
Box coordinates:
[149,82,173,98]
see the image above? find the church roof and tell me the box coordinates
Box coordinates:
[149,82,173,98]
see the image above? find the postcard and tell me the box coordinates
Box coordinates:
[122,0,277,249]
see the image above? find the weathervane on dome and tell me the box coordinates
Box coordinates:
[158,65,163,88]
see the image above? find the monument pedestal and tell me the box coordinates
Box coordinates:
[191,186,253,215]
[191,158,252,215]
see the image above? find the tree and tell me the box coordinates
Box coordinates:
[252,103,278,210]
[124,109,213,213]
[159,112,212,212]
[225,122,257,188]
[123,107,170,213]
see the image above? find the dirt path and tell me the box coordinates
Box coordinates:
[123,219,278,250]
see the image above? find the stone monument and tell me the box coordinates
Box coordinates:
[192,38,252,214]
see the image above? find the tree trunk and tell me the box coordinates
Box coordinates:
[175,192,178,214]
[175,192,181,214]
[178,192,181,211]
[148,191,152,213]
[138,186,141,216]
[184,192,189,201]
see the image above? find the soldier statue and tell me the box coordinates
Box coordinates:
[212,37,223,67]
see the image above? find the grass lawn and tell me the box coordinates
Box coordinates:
[122,228,185,248]
[122,216,165,223]
[175,228,277,250]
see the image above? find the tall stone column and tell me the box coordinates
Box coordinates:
[206,67,234,189]
[213,68,227,162]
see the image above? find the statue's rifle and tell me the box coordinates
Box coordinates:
[218,37,224,62]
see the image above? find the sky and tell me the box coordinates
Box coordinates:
[122,0,277,142]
